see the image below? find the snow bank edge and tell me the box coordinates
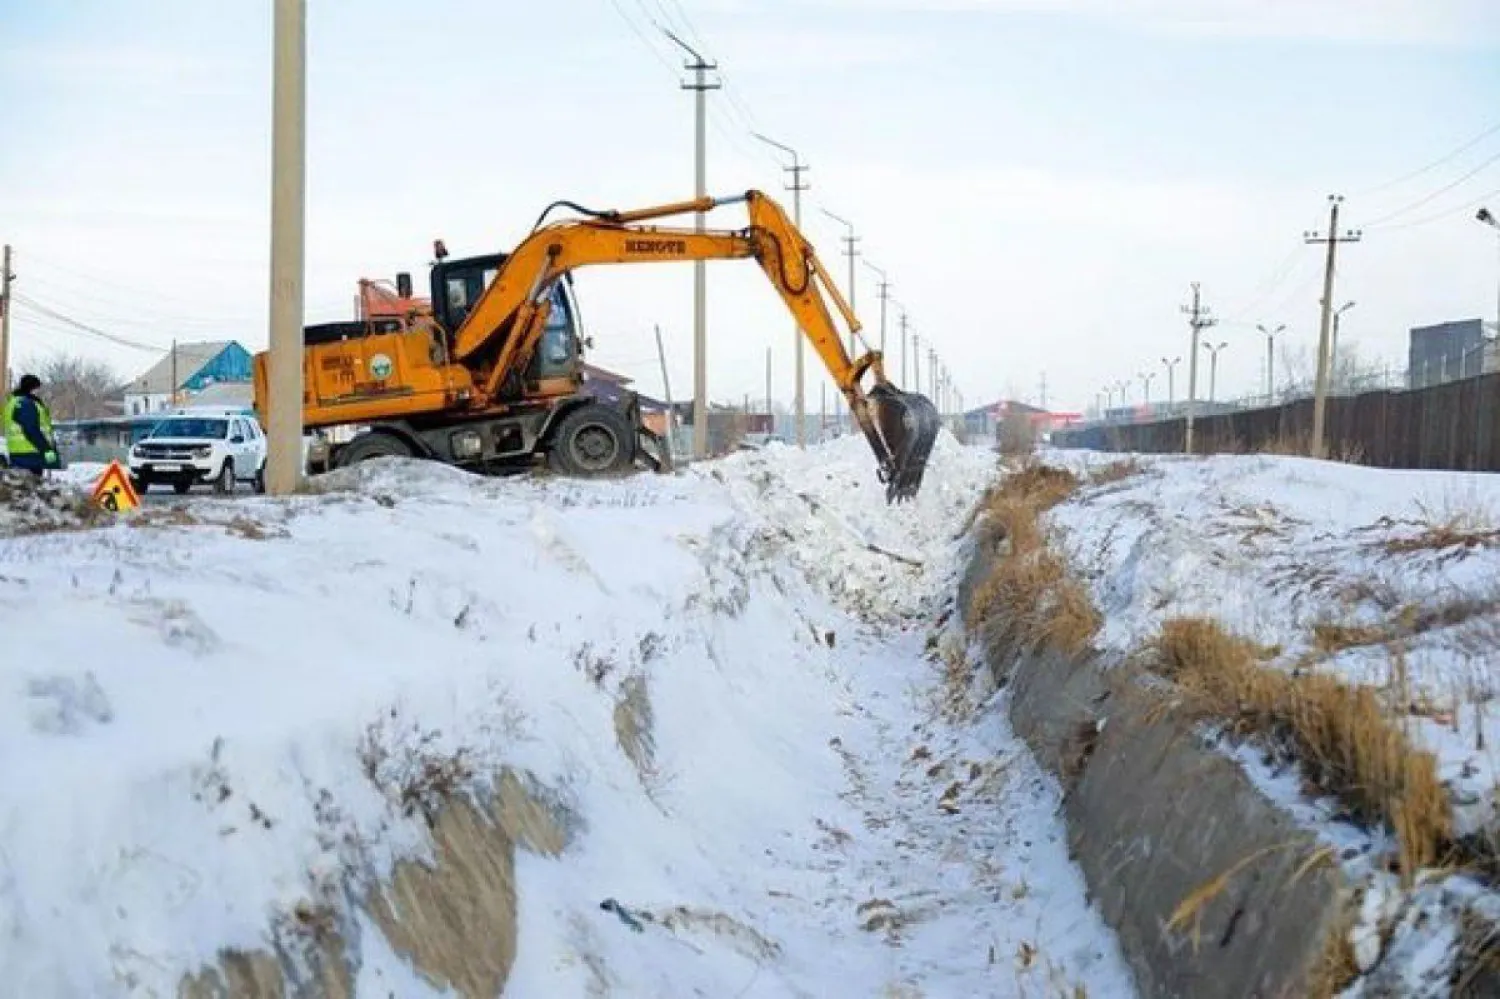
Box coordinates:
[959,534,1351,999]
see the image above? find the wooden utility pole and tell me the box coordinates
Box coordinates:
[266,0,307,495]
[0,245,12,396]
[1181,283,1216,454]
[1305,195,1362,459]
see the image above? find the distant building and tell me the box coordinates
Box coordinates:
[122,341,254,416]
[963,399,1048,438]
[1409,319,1498,388]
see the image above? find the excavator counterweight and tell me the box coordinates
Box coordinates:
[254,189,942,501]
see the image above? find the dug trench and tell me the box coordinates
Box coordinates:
[958,460,1500,999]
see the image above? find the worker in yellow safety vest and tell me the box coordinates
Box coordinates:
[3,374,60,476]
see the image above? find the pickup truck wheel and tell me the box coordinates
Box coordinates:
[253,465,266,494]
[550,405,635,477]
[336,432,414,468]
[131,474,150,495]
[213,460,235,495]
[173,480,193,495]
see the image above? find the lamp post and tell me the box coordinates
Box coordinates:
[1202,341,1229,402]
[1139,370,1156,405]
[1257,323,1285,403]
[1161,355,1181,406]
[1479,207,1500,341]
[1331,301,1355,390]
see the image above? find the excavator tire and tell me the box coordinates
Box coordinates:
[335,431,415,468]
[547,404,636,478]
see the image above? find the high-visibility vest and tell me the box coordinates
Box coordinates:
[3,394,53,457]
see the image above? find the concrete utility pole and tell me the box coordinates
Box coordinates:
[171,340,179,408]
[1479,208,1500,336]
[898,309,910,387]
[928,347,938,400]
[654,325,676,457]
[820,208,860,353]
[912,333,921,396]
[1304,194,1362,459]
[1038,372,1048,410]
[1162,355,1181,406]
[863,260,890,355]
[667,30,719,460]
[265,0,307,496]
[1181,283,1216,454]
[765,346,772,427]
[753,132,808,446]
[1256,324,1285,403]
[0,244,13,395]
[1203,340,1228,402]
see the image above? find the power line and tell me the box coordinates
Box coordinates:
[1353,119,1500,198]
[1360,147,1500,228]
[606,0,679,77]
[1366,182,1500,232]
[12,294,164,352]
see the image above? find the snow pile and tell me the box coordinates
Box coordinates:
[0,469,105,535]
[0,438,1134,997]
[1040,448,1500,993]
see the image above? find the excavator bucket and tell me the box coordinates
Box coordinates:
[867,384,942,503]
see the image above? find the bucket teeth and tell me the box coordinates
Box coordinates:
[867,385,942,503]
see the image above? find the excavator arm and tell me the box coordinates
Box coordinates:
[453,190,941,500]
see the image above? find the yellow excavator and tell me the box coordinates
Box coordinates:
[252,190,940,501]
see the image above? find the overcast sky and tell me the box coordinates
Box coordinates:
[3,0,1499,412]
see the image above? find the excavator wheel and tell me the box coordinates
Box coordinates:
[335,431,415,468]
[547,404,636,478]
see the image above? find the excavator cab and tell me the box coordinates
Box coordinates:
[431,255,584,391]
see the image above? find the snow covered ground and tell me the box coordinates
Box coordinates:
[1041,450,1500,839]
[0,438,1134,997]
[1040,448,1500,995]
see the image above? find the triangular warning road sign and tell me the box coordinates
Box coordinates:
[91,460,141,513]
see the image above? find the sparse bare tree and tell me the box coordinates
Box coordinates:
[20,353,122,420]
[1279,339,1389,401]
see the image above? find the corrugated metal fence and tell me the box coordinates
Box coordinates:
[1053,373,1500,472]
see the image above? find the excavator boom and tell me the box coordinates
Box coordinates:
[455,190,941,500]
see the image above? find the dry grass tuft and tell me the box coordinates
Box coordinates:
[1152,617,1451,880]
[1258,431,1367,465]
[1312,620,1390,655]
[1087,457,1144,487]
[966,461,1099,660]
[1384,522,1500,557]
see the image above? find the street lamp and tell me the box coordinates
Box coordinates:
[1257,323,1286,403]
[1161,355,1182,406]
[1139,370,1156,405]
[1202,341,1229,402]
[1332,301,1355,388]
[1479,207,1499,341]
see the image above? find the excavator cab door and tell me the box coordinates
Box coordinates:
[532,278,581,382]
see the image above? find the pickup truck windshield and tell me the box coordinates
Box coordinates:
[148,419,228,440]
